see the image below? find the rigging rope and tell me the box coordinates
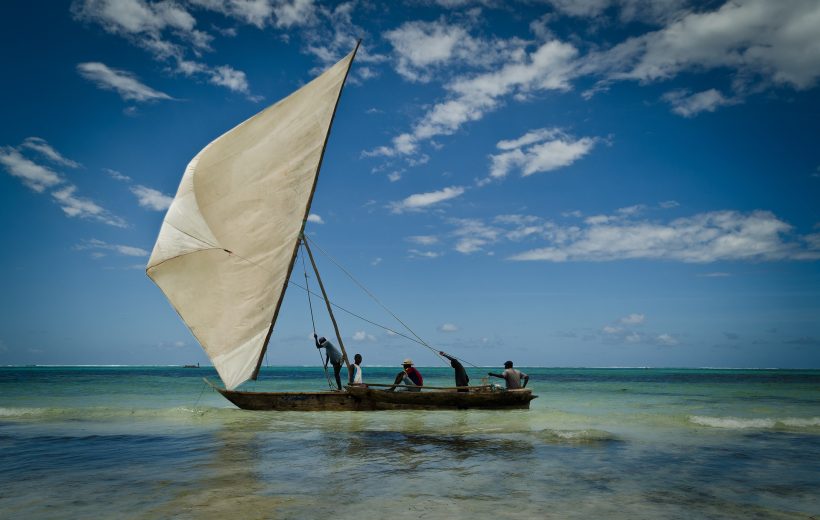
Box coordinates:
[299,242,334,390]
[299,237,479,368]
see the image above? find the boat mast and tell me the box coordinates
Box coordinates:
[301,237,352,375]
[251,40,361,381]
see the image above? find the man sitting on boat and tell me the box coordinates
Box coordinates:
[315,334,343,390]
[439,351,469,392]
[387,358,423,391]
[488,361,529,389]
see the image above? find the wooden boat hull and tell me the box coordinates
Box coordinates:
[345,386,536,410]
[207,379,536,411]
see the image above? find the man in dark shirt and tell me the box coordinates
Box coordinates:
[439,351,469,392]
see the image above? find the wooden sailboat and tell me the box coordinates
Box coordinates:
[147,42,536,411]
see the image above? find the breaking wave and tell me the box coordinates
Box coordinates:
[536,428,618,443]
[689,415,820,431]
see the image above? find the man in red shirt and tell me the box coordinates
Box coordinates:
[387,358,423,391]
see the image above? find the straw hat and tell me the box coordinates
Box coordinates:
[402,358,413,365]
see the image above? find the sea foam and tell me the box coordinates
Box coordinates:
[689,415,820,430]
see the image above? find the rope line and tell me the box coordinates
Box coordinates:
[304,236,450,366]
[299,243,334,390]
[287,281,479,368]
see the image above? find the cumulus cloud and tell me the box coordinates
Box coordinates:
[77,62,173,102]
[0,146,64,192]
[307,213,324,224]
[432,207,820,261]
[52,185,127,227]
[620,313,645,325]
[130,185,173,211]
[390,185,466,213]
[408,249,441,259]
[190,0,317,29]
[366,39,578,159]
[104,168,131,182]
[484,127,597,183]
[75,238,150,257]
[385,18,523,83]
[663,89,736,118]
[439,323,459,332]
[450,217,502,254]
[352,330,376,342]
[2,139,127,227]
[508,210,820,263]
[21,137,81,168]
[73,0,259,97]
[584,0,820,92]
[208,65,251,95]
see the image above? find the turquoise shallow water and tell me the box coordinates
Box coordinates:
[1,366,818,519]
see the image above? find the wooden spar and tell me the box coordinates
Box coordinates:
[302,236,352,375]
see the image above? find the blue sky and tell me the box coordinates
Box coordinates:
[1,0,819,369]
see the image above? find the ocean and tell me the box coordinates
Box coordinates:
[1,366,818,519]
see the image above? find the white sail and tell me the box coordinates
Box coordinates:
[147,48,357,390]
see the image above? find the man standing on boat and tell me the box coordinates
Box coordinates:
[315,334,343,390]
[350,353,364,385]
[388,359,423,391]
[488,361,529,389]
[439,351,469,392]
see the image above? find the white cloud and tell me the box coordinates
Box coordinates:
[663,89,736,118]
[2,140,127,227]
[486,127,597,183]
[439,323,459,332]
[352,330,376,342]
[390,185,465,213]
[130,185,173,211]
[408,249,441,259]
[77,62,173,102]
[21,137,81,168]
[586,0,820,91]
[451,217,502,254]
[300,2,386,82]
[307,213,324,224]
[620,313,645,325]
[406,235,439,246]
[208,65,251,95]
[508,210,820,263]
[602,325,622,334]
[73,0,260,98]
[0,147,63,192]
[384,19,521,83]
[103,168,131,182]
[656,333,678,346]
[76,238,149,257]
[191,0,317,29]
[366,39,579,159]
[52,185,127,227]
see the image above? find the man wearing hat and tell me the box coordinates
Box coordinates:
[314,333,343,390]
[488,361,529,389]
[387,358,423,391]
